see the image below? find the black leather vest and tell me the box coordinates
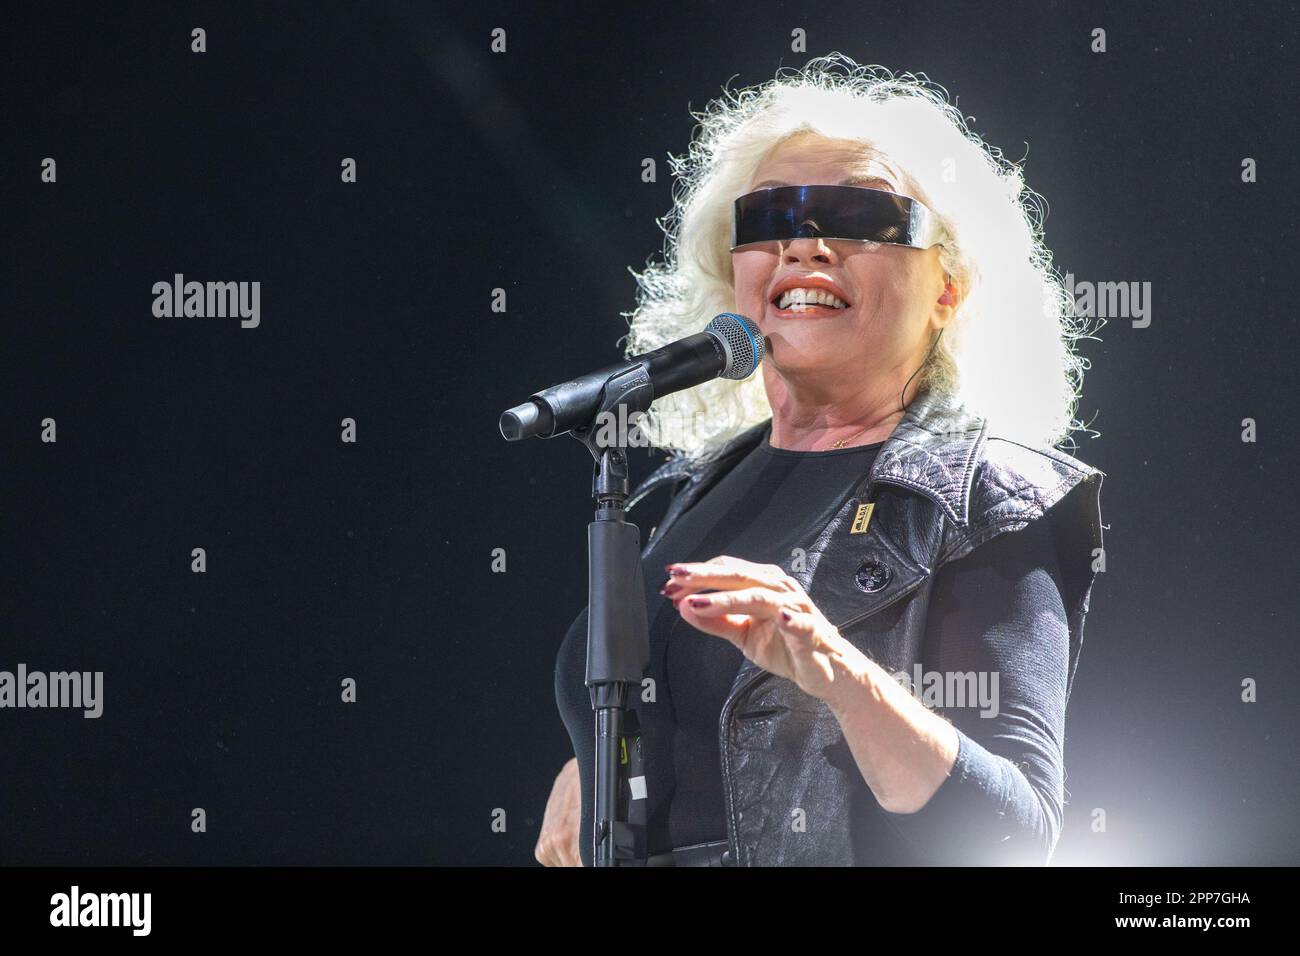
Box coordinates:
[624,387,1105,866]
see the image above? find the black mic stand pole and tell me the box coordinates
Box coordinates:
[569,367,653,867]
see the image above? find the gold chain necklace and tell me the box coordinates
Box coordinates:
[830,424,875,449]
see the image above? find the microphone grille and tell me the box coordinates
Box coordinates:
[705,313,765,380]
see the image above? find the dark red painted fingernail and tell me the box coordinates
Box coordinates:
[663,582,682,595]
[780,610,793,622]
[687,596,711,608]
[668,567,690,578]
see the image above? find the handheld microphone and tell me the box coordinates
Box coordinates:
[499,313,764,441]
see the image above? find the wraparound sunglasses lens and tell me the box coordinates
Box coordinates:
[731,184,946,251]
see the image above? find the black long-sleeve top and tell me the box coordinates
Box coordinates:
[555,426,1071,866]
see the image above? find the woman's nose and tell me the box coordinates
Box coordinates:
[781,236,838,265]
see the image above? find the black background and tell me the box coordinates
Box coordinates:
[3,0,1297,866]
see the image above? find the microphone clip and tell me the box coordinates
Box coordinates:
[570,365,655,505]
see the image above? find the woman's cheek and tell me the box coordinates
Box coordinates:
[738,286,763,315]
[731,254,773,314]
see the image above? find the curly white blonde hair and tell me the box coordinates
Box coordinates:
[623,54,1097,460]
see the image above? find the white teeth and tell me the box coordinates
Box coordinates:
[776,287,848,310]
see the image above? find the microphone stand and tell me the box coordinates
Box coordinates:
[569,366,653,867]
[500,314,762,865]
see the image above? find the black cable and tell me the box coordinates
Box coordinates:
[899,326,944,412]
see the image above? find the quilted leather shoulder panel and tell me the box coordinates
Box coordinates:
[943,437,1104,565]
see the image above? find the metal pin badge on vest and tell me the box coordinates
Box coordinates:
[854,558,892,593]
[849,502,874,535]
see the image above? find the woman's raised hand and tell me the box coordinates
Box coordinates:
[662,555,866,707]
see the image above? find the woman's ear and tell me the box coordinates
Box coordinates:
[934,272,964,327]
[939,276,958,306]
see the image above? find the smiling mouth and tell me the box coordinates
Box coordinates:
[770,287,851,315]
